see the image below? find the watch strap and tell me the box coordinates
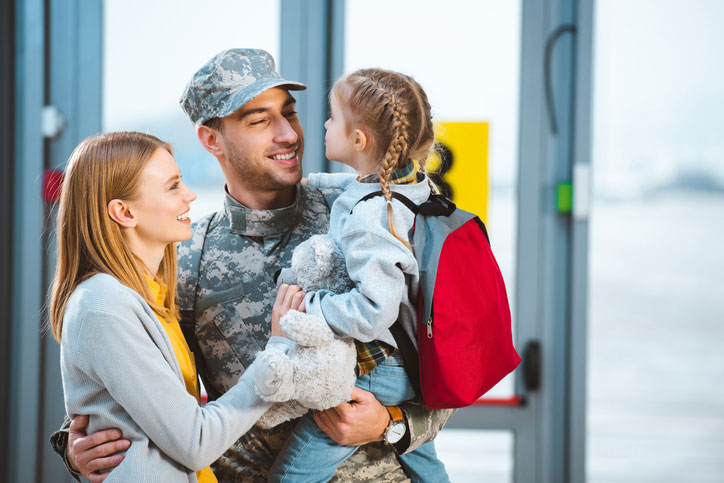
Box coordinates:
[386,405,404,423]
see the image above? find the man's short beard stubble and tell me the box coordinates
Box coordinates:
[226,140,303,192]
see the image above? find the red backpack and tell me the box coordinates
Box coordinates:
[356,192,521,409]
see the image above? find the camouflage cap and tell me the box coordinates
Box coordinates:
[180,48,307,126]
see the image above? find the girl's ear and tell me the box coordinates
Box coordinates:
[107,199,137,228]
[352,128,369,152]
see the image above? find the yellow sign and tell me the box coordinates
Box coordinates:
[425,121,490,223]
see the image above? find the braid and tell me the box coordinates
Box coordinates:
[406,75,436,194]
[333,68,435,249]
[378,85,413,249]
[418,144,441,195]
[415,143,438,194]
[378,157,407,246]
[426,174,440,194]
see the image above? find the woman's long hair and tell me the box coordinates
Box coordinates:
[49,131,179,341]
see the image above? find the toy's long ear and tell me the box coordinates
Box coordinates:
[254,349,294,402]
[310,235,336,271]
[281,312,335,347]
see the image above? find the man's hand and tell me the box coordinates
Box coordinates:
[67,415,130,483]
[313,387,389,446]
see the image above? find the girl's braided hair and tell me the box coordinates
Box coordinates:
[332,68,435,247]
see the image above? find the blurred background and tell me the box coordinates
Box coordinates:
[2,0,723,481]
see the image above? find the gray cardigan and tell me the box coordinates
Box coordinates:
[60,273,291,482]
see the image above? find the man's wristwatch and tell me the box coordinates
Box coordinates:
[383,406,407,445]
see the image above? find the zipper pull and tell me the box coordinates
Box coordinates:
[427,318,433,338]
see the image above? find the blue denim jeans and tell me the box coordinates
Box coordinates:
[268,352,449,483]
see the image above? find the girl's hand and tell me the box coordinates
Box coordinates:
[271,284,306,337]
[301,178,308,185]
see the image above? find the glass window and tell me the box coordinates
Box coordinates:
[588,1,724,480]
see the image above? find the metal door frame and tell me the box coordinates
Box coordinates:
[279,0,346,175]
[9,0,102,481]
[8,0,46,480]
[447,1,594,481]
[1,0,17,476]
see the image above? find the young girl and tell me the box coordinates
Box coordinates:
[51,131,300,482]
[267,69,449,482]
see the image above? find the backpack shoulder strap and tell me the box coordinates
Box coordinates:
[352,190,425,399]
[351,190,420,214]
[389,321,423,399]
[353,190,458,217]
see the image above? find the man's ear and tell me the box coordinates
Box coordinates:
[352,129,369,152]
[107,199,136,228]
[197,125,225,157]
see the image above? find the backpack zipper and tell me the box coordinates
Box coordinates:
[427,301,434,338]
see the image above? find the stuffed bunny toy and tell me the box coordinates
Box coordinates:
[254,234,357,429]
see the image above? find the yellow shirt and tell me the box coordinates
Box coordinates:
[146,276,217,483]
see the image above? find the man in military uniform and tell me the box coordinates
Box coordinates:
[56,48,453,482]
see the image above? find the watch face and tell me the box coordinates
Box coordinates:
[386,421,406,444]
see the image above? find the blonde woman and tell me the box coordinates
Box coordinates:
[50,131,301,482]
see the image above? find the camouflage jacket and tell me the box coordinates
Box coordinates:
[177,184,453,482]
